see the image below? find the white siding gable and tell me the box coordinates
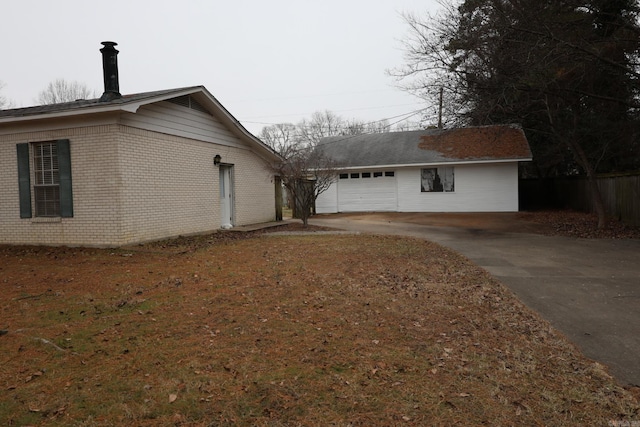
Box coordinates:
[120,101,246,149]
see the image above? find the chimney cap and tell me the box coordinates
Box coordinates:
[101,41,118,47]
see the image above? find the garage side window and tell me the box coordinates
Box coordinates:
[421,167,454,192]
[16,139,74,218]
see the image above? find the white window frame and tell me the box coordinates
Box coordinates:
[32,141,61,217]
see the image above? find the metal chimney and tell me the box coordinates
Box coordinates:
[99,41,121,102]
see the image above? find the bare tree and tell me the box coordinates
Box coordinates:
[37,79,97,104]
[393,120,422,132]
[392,0,640,228]
[342,118,391,135]
[0,81,12,109]
[297,110,346,146]
[260,123,299,155]
[260,110,394,225]
[365,119,391,133]
[269,145,339,227]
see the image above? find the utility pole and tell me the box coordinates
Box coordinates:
[438,87,443,129]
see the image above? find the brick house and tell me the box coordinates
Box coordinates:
[0,43,281,247]
[315,125,532,213]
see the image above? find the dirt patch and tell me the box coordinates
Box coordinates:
[517,210,640,239]
[316,210,640,239]
[1,229,638,425]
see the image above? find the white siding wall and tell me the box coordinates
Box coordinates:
[315,162,520,213]
[398,163,519,212]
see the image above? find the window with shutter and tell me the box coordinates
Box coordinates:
[16,139,73,218]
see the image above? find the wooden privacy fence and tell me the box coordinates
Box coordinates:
[520,173,640,226]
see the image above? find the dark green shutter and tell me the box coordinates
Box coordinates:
[57,139,73,218]
[17,143,32,218]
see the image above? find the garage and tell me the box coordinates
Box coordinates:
[314,126,532,214]
[337,171,397,212]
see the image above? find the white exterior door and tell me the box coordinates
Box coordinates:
[219,165,234,229]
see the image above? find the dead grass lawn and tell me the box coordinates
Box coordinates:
[1,229,638,426]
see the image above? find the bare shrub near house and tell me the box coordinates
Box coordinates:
[270,145,338,226]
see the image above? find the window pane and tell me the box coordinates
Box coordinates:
[42,156,52,171]
[33,141,61,217]
[420,168,442,193]
[421,167,455,192]
[442,167,455,192]
[35,186,60,217]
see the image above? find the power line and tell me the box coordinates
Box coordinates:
[301,108,433,149]
[241,102,425,120]
[242,107,432,131]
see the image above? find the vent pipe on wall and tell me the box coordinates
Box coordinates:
[99,41,121,102]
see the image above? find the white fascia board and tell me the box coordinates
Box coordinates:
[333,158,532,170]
[0,104,141,125]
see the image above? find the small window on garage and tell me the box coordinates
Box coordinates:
[373,172,383,177]
[350,173,360,179]
[385,171,395,177]
[339,173,349,179]
[362,172,371,178]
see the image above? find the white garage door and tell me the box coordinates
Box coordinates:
[337,172,397,212]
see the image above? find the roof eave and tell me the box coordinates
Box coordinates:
[333,157,532,170]
[0,85,283,162]
[0,86,208,126]
[0,103,140,124]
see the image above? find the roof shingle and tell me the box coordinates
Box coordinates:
[316,125,532,168]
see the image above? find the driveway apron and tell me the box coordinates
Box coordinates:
[309,215,640,387]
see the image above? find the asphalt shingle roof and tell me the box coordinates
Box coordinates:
[316,125,532,168]
[0,87,201,119]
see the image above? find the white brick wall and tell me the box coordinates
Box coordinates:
[0,123,276,247]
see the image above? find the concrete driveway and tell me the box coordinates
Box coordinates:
[308,213,640,387]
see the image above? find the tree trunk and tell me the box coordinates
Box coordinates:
[547,108,608,229]
[274,176,283,221]
[566,137,607,229]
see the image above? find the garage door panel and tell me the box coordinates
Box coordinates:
[338,177,397,212]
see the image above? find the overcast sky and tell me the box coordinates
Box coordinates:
[3,0,443,134]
